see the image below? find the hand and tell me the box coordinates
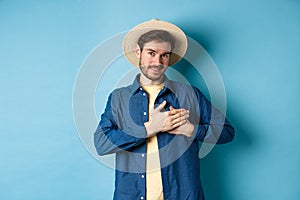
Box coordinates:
[144,101,190,137]
[168,106,195,138]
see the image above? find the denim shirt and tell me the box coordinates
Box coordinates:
[94,75,235,200]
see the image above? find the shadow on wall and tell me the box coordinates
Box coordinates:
[200,117,254,200]
[173,28,255,200]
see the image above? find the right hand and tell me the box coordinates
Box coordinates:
[144,101,190,137]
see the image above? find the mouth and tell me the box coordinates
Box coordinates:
[149,65,163,73]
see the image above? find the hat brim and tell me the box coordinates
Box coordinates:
[123,19,188,67]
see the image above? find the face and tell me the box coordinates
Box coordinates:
[136,40,171,83]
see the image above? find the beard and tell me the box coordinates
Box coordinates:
[139,64,166,82]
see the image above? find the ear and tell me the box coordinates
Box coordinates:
[135,44,141,58]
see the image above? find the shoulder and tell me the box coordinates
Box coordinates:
[107,84,134,104]
[167,80,201,93]
[167,80,208,102]
[111,84,132,95]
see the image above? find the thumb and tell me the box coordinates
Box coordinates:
[155,100,166,112]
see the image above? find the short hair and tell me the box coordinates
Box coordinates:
[137,30,175,51]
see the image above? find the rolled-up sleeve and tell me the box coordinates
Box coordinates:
[192,87,235,144]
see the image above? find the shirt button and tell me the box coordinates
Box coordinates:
[143,93,146,96]
[141,197,144,200]
[143,112,146,115]
[140,87,143,90]
[141,154,145,157]
[141,175,145,178]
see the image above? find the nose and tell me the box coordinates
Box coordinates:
[151,55,162,65]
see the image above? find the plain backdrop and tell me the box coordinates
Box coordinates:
[1,0,299,199]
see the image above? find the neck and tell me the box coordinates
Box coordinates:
[139,73,165,86]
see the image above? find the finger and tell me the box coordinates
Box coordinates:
[155,100,166,112]
[171,114,189,125]
[169,106,179,114]
[169,108,186,115]
[170,108,190,115]
[172,119,187,129]
[171,110,189,120]
[170,112,183,121]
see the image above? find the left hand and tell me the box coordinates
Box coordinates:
[168,106,195,138]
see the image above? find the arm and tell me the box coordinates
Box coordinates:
[192,87,235,144]
[94,93,147,156]
[156,86,234,143]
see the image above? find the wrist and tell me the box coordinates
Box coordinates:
[186,123,195,138]
[144,122,157,137]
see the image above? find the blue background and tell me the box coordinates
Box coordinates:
[1,0,299,199]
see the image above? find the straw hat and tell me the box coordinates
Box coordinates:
[123,19,188,67]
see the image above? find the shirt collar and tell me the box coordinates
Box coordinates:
[128,74,175,95]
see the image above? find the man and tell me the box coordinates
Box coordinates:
[94,19,235,200]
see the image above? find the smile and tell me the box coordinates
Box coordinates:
[149,65,163,71]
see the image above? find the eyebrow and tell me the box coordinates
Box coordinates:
[145,48,171,55]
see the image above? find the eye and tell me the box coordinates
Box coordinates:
[162,54,170,59]
[148,52,155,56]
